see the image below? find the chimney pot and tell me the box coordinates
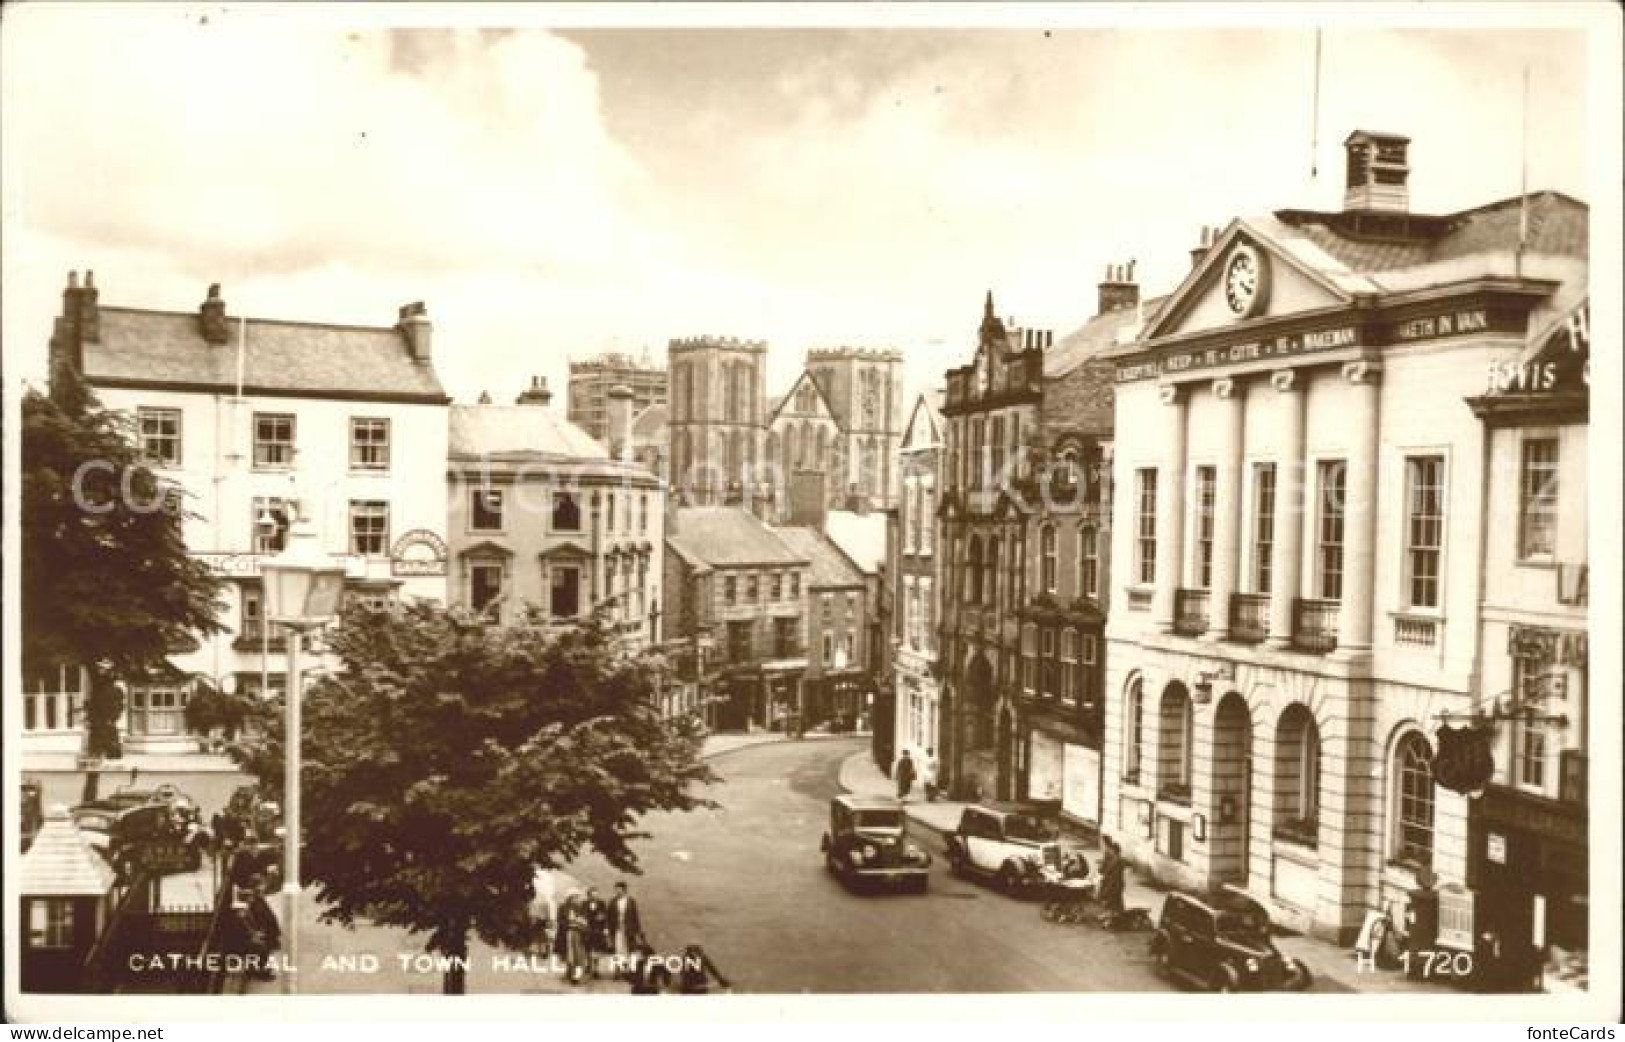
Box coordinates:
[67,270,79,290]
[398,301,433,364]
[515,375,553,407]
[199,283,229,345]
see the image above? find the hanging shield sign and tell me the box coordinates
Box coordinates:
[1432,724,1495,795]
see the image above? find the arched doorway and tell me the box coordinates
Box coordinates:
[966,654,994,751]
[1211,692,1252,885]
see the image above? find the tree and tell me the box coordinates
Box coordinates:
[21,363,225,771]
[271,602,714,994]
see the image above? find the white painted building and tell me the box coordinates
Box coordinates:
[1100,134,1588,942]
[26,275,450,758]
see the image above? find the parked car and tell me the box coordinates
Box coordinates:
[1149,890,1313,992]
[820,795,931,893]
[943,803,1071,895]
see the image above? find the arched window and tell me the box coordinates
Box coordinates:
[967,537,983,604]
[1123,677,1144,783]
[1021,623,1038,693]
[1158,683,1193,801]
[1274,705,1321,847]
[1059,628,1079,706]
[1394,732,1435,869]
[921,482,935,553]
[817,427,830,472]
[1040,524,1057,593]
[986,537,1001,608]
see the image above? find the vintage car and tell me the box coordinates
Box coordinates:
[943,803,1076,895]
[820,795,932,893]
[1149,890,1313,992]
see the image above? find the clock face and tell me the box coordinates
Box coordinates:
[1224,243,1267,318]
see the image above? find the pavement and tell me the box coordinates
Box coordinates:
[837,748,1453,996]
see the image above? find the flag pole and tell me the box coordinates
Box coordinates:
[1517,64,1531,277]
[1310,29,1323,183]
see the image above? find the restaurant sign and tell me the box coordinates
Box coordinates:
[1507,625,1588,668]
[1115,325,1359,382]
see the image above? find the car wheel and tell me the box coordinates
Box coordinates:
[946,845,966,877]
[1210,964,1241,994]
[1285,958,1313,991]
[995,863,1020,893]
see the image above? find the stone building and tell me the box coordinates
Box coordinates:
[891,390,945,772]
[767,347,906,514]
[666,336,772,514]
[27,275,449,761]
[446,380,662,649]
[1464,296,1590,991]
[567,349,667,445]
[936,292,1053,800]
[1100,131,1588,942]
[663,506,810,731]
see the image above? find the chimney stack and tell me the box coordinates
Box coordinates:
[1097,261,1140,315]
[199,283,229,344]
[397,301,433,364]
[51,270,100,379]
[606,384,635,462]
[1190,226,1218,270]
[515,375,553,407]
[1343,130,1411,213]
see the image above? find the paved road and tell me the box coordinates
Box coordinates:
[563,736,1180,993]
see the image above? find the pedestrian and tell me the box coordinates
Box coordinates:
[560,892,589,985]
[530,868,558,959]
[583,886,610,977]
[895,749,917,803]
[627,942,671,995]
[609,881,645,962]
[676,943,731,994]
[922,747,940,801]
[1097,836,1125,916]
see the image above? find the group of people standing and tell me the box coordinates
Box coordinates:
[542,881,645,985]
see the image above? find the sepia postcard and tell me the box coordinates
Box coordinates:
[2,1,1619,1027]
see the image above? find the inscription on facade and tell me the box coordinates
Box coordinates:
[1115,325,1359,382]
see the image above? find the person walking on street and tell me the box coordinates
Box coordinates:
[627,943,672,995]
[583,887,609,978]
[1097,836,1125,916]
[610,881,645,961]
[895,749,917,803]
[922,747,940,801]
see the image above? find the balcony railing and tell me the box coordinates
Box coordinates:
[1392,613,1439,648]
[1173,589,1210,637]
[1228,593,1269,644]
[1291,598,1340,654]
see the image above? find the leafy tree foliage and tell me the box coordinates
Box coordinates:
[21,363,225,763]
[271,602,713,994]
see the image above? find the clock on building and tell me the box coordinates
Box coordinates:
[1222,242,1269,319]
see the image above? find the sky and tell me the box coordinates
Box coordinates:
[0,5,1596,409]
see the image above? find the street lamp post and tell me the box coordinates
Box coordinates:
[259,502,345,996]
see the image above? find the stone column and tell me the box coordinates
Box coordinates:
[1153,385,1188,633]
[1205,377,1245,640]
[1265,370,1306,648]
[1337,360,1382,657]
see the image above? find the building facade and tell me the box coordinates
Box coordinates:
[1100,133,1588,942]
[567,350,667,445]
[27,276,450,758]
[666,336,772,513]
[937,292,1052,800]
[892,391,945,772]
[445,389,663,650]
[1465,296,1590,992]
[1016,275,1136,824]
[663,506,810,732]
[767,347,906,514]
[774,526,870,731]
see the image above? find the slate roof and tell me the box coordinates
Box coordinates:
[1046,296,1170,378]
[450,404,610,461]
[19,806,114,897]
[824,510,886,575]
[84,308,448,402]
[667,507,807,567]
[773,526,865,589]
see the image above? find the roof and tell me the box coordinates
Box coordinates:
[666,507,807,567]
[450,404,610,460]
[834,794,903,811]
[84,307,448,402]
[773,526,865,589]
[19,806,115,897]
[631,403,668,442]
[824,510,886,575]
[1045,296,1169,377]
